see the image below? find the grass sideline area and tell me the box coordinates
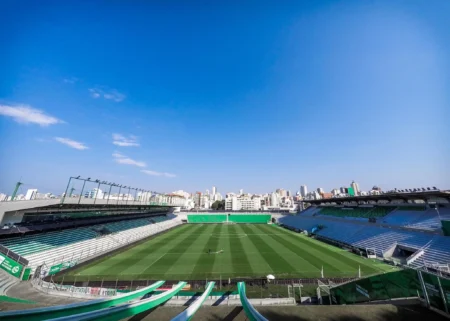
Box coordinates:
[59,224,397,281]
[0,295,35,304]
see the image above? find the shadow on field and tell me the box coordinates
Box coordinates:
[259,304,448,321]
[128,307,159,321]
[123,304,448,321]
[222,306,243,321]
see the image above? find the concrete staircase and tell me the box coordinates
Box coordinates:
[0,269,19,295]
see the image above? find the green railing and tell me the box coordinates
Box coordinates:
[0,281,165,321]
[238,282,268,321]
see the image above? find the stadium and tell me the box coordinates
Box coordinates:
[0,184,450,320]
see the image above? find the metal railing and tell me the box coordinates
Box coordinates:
[0,244,29,266]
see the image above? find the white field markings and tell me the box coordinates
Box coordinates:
[165,224,218,275]
[246,224,320,272]
[120,253,167,276]
[98,225,199,276]
[272,225,384,271]
[260,224,350,272]
[75,268,334,278]
[233,224,273,273]
[211,223,232,276]
[210,233,288,236]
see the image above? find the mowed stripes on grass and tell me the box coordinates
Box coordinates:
[61,224,396,281]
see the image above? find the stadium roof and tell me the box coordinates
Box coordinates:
[302,190,450,205]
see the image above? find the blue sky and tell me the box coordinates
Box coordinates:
[0,0,449,195]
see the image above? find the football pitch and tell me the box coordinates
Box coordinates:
[62,224,395,281]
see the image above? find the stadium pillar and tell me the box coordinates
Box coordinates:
[418,270,430,308]
[437,276,449,313]
[61,177,72,204]
[126,187,131,205]
[106,184,113,205]
[93,181,101,205]
[11,181,23,201]
[78,180,87,205]
[116,185,122,205]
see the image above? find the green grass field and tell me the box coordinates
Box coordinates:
[62,224,396,281]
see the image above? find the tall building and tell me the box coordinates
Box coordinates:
[317,187,324,194]
[351,181,360,196]
[85,188,104,199]
[225,196,239,211]
[212,186,216,196]
[25,189,38,200]
[194,192,202,207]
[271,192,279,207]
[239,189,243,195]
[300,185,308,198]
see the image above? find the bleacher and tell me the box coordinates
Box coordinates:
[381,207,450,231]
[279,207,450,268]
[318,206,396,219]
[299,206,322,216]
[0,215,182,272]
[0,218,163,256]
[0,228,98,256]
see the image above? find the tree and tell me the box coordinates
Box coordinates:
[211,200,220,210]
[211,200,225,210]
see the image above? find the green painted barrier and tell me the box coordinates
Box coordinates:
[48,261,77,276]
[442,220,450,236]
[0,253,23,278]
[330,269,422,305]
[422,272,445,311]
[0,280,165,321]
[187,215,227,223]
[21,267,32,281]
[237,282,268,321]
[52,281,187,321]
[171,282,215,321]
[187,214,271,224]
[229,214,271,223]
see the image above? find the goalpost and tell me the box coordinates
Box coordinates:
[222,213,236,224]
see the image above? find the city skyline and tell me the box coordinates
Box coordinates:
[1,1,449,194]
[1,177,442,203]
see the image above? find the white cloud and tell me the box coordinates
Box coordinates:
[54,137,88,150]
[63,77,78,84]
[141,169,176,178]
[113,152,146,167]
[89,87,125,102]
[0,104,64,126]
[112,133,139,147]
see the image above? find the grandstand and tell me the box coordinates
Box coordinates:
[279,191,450,271]
[1,191,450,320]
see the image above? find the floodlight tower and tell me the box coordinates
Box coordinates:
[11,181,23,201]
